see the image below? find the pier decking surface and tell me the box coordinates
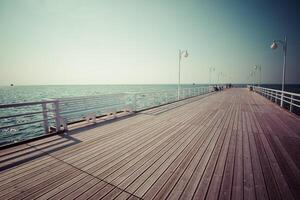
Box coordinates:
[0,88,300,200]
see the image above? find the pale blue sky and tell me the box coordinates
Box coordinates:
[0,0,299,85]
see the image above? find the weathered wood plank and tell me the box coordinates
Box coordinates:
[245,112,268,200]
[231,102,244,200]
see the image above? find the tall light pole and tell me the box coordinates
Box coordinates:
[270,36,287,107]
[250,71,255,86]
[209,67,215,86]
[178,49,188,100]
[253,65,262,86]
[218,72,222,84]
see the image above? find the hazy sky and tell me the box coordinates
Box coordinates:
[0,0,299,85]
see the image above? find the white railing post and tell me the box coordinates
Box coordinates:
[252,86,299,113]
[165,93,168,104]
[54,100,61,132]
[280,92,284,107]
[290,95,293,112]
[181,89,183,100]
[42,101,49,134]
[133,93,137,111]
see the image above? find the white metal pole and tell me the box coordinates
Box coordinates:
[178,50,181,100]
[281,36,287,107]
[259,66,261,87]
[209,68,212,86]
[54,100,61,132]
[218,72,222,85]
[42,102,49,134]
[256,70,258,86]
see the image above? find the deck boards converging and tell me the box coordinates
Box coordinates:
[0,88,300,200]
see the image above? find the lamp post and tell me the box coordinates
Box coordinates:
[270,36,287,107]
[218,72,222,85]
[178,49,188,100]
[253,65,262,87]
[209,67,215,86]
[250,71,255,86]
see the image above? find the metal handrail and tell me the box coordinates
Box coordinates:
[0,100,60,146]
[133,87,211,111]
[251,86,300,113]
[0,110,54,120]
[255,87,300,97]
[0,100,57,108]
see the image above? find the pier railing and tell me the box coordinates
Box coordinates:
[134,87,211,111]
[57,93,131,127]
[251,86,300,114]
[0,100,60,145]
[0,86,212,146]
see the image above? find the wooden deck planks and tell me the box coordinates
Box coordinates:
[231,101,244,200]
[192,101,235,199]
[0,88,299,200]
[245,112,268,200]
[242,111,256,200]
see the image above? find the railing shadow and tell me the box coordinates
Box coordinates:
[0,134,81,172]
[66,112,137,136]
[0,113,137,172]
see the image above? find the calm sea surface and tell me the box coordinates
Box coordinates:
[1,84,299,104]
[0,84,208,104]
[0,84,299,146]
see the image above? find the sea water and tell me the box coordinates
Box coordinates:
[0,84,299,146]
[0,84,208,146]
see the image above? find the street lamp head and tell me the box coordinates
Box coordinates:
[270,41,278,50]
[184,50,188,58]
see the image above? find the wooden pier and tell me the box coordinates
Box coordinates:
[0,88,299,200]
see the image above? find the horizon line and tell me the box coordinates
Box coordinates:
[1,83,300,87]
